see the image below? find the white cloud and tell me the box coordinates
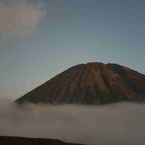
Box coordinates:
[0,0,47,37]
[0,101,145,145]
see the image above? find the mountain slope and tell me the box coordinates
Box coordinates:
[0,136,83,145]
[15,62,145,104]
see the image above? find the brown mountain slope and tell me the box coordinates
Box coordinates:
[0,136,84,145]
[16,62,145,104]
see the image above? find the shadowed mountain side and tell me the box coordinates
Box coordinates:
[0,136,84,145]
[16,62,145,105]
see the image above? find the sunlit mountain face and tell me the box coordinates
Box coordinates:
[16,62,145,105]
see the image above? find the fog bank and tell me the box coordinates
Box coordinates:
[0,99,145,145]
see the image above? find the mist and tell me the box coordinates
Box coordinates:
[0,99,145,145]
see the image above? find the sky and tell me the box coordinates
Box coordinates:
[0,0,145,100]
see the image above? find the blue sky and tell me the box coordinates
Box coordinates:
[0,0,145,99]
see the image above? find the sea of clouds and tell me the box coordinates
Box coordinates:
[0,98,145,145]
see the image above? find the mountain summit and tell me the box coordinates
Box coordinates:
[16,62,145,104]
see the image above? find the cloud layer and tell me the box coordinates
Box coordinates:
[0,100,145,145]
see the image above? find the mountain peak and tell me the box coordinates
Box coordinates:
[16,62,145,105]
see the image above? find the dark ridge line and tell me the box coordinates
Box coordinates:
[0,136,84,145]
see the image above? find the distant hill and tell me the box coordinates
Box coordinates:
[16,62,145,105]
[0,136,83,145]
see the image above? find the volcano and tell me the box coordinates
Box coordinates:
[16,62,145,104]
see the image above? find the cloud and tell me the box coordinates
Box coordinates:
[0,0,47,37]
[0,100,145,145]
